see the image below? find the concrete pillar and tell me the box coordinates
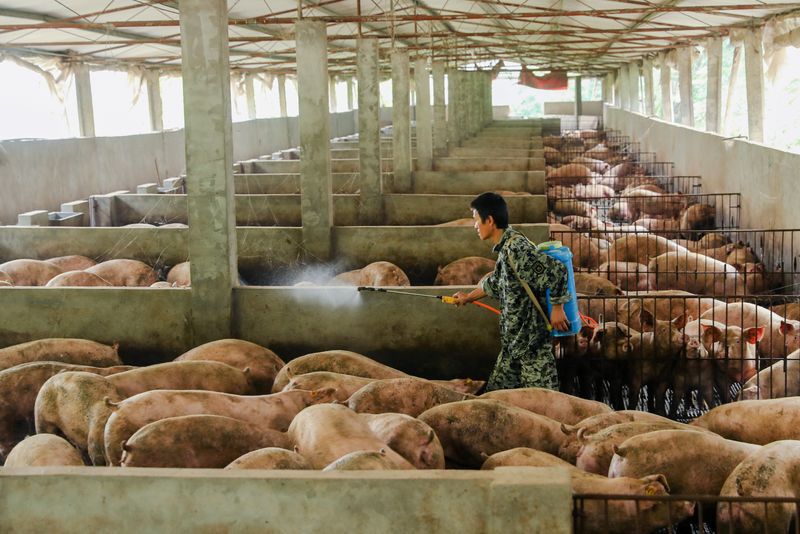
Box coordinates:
[414,59,433,171]
[470,72,480,135]
[346,77,354,110]
[574,75,583,121]
[643,59,655,116]
[74,63,95,137]
[447,67,459,148]
[602,73,613,104]
[432,61,447,157]
[328,75,338,113]
[146,69,164,132]
[457,71,469,141]
[706,37,723,134]
[245,73,257,120]
[677,48,694,127]
[613,70,621,106]
[277,74,288,117]
[296,20,333,259]
[744,28,765,143]
[357,38,382,224]
[391,51,412,192]
[631,63,641,113]
[483,71,492,126]
[179,0,237,343]
[659,57,673,122]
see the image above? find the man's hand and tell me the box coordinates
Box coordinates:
[550,304,570,332]
[452,291,471,307]
[452,287,487,307]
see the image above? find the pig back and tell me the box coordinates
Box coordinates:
[107,360,254,397]
[272,350,407,392]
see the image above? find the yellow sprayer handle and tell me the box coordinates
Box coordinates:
[441,296,457,305]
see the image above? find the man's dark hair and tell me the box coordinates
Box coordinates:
[470,192,509,228]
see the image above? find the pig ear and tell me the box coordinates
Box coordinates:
[285,366,294,379]
[614,325,631,339]
[744,326,765,344]
[672,313,687,330]
[639,309,655,330]
[612,444,625,457]
[112,341,120,354]
[378,448,387,456]
[780,321,796,336]
[592,330,606,344]
[702,325,723,345]
[560,423,577,436]
[640,473,670,493]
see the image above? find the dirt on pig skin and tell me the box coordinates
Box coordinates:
[4,434,85,467]
[0,338,122,371]
[45,255,97,272]
[226,447,311,470]
[323,450,411,471]
[360,413,445,469]
[121,414,291,468]
[85,259,159,287]
[480,387,611,426]
[347,377,473,417]
[45,271,112,287]
[0,259,62,286]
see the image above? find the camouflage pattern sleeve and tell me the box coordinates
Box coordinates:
[507,238,570,305]
[480,269,500,298]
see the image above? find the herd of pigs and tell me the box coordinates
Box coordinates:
[3,337,800,532]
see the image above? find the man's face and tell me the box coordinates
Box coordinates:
[472,209,495,241]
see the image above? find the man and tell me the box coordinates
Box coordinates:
[453,192,570,391]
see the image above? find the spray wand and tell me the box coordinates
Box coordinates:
[357,287,500,315]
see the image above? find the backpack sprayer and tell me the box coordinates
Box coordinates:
[357,287,501,315]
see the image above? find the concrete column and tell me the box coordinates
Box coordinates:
[74,63,95,137]
[432,61,447,157]
[659,57,673,122]
[179,0,237,343]
[643,59,655,116]
[357,38,382,224]
[628,63,640,113]
[446,67,459,148]
[245,73,257,120]
[296,20,333,259]
[346,77,354,110]
[414,59,433,171]
[706,37,723,134]
[457,71,469,140]
[470,72,481,135]
[483,71,493,126]
[617,67,628,110]
[146,69,163,132]
[328,75,338,113]
[613,71,621,106]
[277,74,288,117]
[391,51,412,192]
[677,48,694,127]
[603,73,613,104]
[574,75,583,120]
[744,28,765,143]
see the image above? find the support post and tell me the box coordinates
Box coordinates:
[245,73,257,120]
[179,0,237,343]
[628,63,640,113]
[357,38,382,224]
[706,38,723,133]
[574,75,583,124]
[346,76,354,111]
[414,58,433,171]
[677,48,694,127]
[432,61,447,157]
[744,29,765,143]
[75,63,95,137]
[485,71,493,125]
[328,75,338,113]
[146,69,164,132]
[296,20,333,259]
[447,67,459,148]
[278,74,288,117]
[643,59,655,116]
[619,67,630,110]
[391,51,412,192]
[659,55,673,122]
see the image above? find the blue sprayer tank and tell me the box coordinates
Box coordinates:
[537,240,581,337]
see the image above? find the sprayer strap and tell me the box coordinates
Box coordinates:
[505,236,553,331]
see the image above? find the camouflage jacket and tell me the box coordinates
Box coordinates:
[480,227,570,350]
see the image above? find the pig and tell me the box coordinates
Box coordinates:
[479,387,611,425]
[45,271,112,287]
[543,146,560,164]
[737,261,785,294]
[167,261,190,287]
[692,397,800,444]
[598,261,653,291]
[717,441,800,533]
[626,190,685,220]
[771,302,800,322]
[120,414,291,468]
[283,371,377,401]
[4,434,85,467]
[547,185,575,200]
[103,388,336,466]
[574,272,623,296]
[698,232,730,248]
[107,360,257,397]
[574,184,615,198]
[346,377,472,417]
[678,203,716,236]
[150,281,174,288]
[546,163,592,185]
[622,184,667,195]
[0,361,132,460]
[288,404,414,469]
[45,255,97,272]
[329,261,411,287]
[86,259,158,287]
[548,224,607,269]
[174,338,285,393]
[613,291,722,332]
[0,338,122,371]
[0,270,12,286]
[34,371,125,465]
[571,157,609,174]
[633,217,681,238]
[433,257,495,286]
[607,200,632,220]
[699,322,763,385]
[271,349,483,395]
[584,143,611,161]
[360,413,445,469]
[553,199,595,217]
[609,234,688,266]
[609,429,759,495]
[575,421,703,474]
[0,259,62,286]
[435,218,473,227]
[648,250,745,296]
[739,351,800,399]
[322,449,409,471]
[543,135,562,149]
[226,447,311,470]
[158,223,188,228]
[482,447,695,534]
[418,399,566,468]
[606,162,632,179]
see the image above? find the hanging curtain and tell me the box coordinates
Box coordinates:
[518,66,568,90]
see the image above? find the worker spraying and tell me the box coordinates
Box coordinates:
[452,192,572,392]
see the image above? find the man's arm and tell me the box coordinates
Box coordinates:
[452,286,486,307]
